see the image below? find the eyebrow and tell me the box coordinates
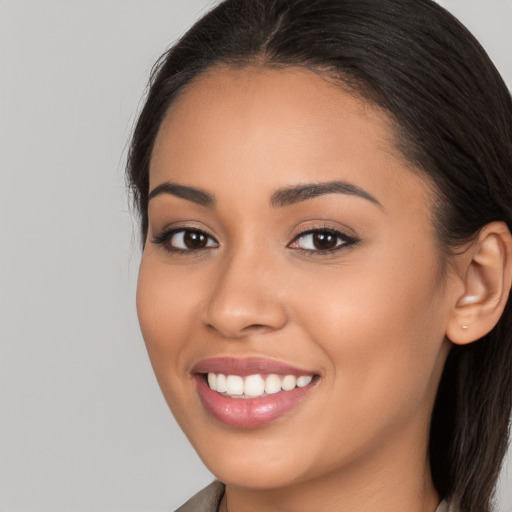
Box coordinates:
[147,179,382,210]
[270,181,382,208]
[147,182,216,207]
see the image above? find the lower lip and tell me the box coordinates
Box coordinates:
[195,375,316,429]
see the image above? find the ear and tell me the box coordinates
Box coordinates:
[446,221,512,345]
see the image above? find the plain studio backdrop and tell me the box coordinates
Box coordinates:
[0,1,511,511]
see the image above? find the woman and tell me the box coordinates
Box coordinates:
[127,1,512,511]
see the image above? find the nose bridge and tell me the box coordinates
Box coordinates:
[202,242,288,338]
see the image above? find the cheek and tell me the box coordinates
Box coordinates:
[289,246,448,433]
[136,256,197,386]
[136,255,214,439]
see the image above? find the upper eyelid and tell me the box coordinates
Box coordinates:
[152,225,356,251]
[152,226,218,245]
[156,226,350,241]
[288,227,358,252]
[289,226,355,241]
[153,224,217,238]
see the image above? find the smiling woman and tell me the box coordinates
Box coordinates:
[126,1,512,512]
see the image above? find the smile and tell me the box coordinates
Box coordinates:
[192,358,319,428]
[206,372,313,398]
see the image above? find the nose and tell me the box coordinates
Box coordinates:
[201,251,288,339]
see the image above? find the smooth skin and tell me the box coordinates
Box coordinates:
[137,66,512,512]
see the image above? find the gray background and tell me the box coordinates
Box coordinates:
[0,1,510,510]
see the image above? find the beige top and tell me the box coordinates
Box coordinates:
[175,481,455,512]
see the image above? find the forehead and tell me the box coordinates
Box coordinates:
[154,65,398,161]
[150,65,431,210]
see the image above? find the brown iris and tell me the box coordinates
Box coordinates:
[184,230,209,249]
[312,231,339,250]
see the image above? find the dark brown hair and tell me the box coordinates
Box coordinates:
[127,1,512,510]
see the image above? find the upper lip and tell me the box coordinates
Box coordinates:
[191,357,316,377]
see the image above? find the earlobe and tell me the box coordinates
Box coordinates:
[446,222,512,345]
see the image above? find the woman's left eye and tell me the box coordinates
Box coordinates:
[288,229,357,253]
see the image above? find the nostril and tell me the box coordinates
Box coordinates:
[205,321,278,338]
[201,289,289,338]
[246,324,267,330]
[240,323,277,336]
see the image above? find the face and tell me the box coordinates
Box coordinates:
[137,66,455,490]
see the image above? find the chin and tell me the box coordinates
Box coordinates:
[203,453,307,489]
[184,422,322,489]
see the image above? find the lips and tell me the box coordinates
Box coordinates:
[192,357,318,428]
[192,357,315,376]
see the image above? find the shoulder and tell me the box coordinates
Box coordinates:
[174,481,225,512]
[173,483,454,512]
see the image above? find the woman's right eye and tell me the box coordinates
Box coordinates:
[152,228,218,253]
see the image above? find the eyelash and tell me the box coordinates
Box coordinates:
[151,226,358,256]
[151,227,219,255]
[288,226,358,255]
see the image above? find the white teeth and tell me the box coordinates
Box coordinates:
[206,372,314,397]
[207,373,217,390]
[297,375,313,387]
[216,373,227,393]
[281,375,296,391]
[226,375,244,395]
[244,374,265,397]
[264,374,282,394]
